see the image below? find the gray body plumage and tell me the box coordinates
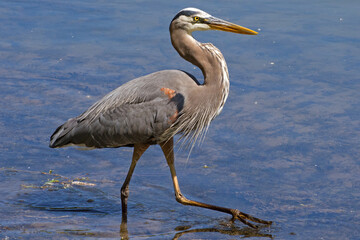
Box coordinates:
[50,70,198,148]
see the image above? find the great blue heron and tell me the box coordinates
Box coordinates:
[50,7,272,228]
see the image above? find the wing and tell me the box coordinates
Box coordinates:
[49,70,195,148]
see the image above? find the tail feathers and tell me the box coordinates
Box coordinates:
[49,118,78,148]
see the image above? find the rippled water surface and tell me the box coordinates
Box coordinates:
[1,0,359,239]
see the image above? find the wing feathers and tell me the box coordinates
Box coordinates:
[50,98,181,148]
[49,70,195,149]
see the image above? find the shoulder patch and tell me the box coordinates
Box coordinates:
[160,87,176,99]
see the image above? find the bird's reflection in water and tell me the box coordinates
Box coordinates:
[173,226,273,240]
[120,220,273,240]
[120,221,129,240]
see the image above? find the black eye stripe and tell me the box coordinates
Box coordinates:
[171,10,198,22]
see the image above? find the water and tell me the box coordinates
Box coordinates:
[1,0,359,239]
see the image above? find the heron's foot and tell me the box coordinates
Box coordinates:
[230,209,272,229]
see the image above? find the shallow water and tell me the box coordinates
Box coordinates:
[1,0,359,239]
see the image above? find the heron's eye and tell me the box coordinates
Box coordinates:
[193,16,200,22]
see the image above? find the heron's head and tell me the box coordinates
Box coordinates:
[171,7,258,35]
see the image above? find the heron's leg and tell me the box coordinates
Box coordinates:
[121,143,150,223]
[160,138,272,229]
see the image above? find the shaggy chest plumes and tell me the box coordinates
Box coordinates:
[161,42,230,148]
[200,43,230,117]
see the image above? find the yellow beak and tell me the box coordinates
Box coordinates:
[207,17,258,35]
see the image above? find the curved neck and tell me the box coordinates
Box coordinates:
[170,26,227,87]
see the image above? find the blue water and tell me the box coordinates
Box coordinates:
[1,0,359,239]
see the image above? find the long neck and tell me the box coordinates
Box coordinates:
[170,27,229,88]
[170,26,230,117]
[165,25,230,145]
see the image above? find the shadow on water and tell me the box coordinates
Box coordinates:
[171,226,273,240]
[121,222,273,240]
[2,167,274,239]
